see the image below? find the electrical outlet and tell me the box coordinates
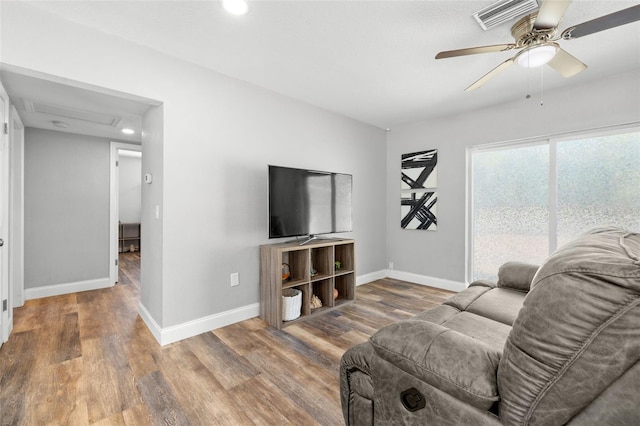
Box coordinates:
[230,272,239,287]
[389,262,394,270]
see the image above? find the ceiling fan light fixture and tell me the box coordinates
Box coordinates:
[516,44,558,68]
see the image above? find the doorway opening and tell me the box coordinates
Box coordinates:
[0,65,163,348]
[110,143,142,284]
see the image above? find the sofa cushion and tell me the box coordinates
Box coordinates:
[466,287,525,326]
[414,289,517,350]
[413,304,460,325]
[414,306,513,352]
[370,320,501,410]
[443,284,494,311]
[440,311,513,351]
[498,228,640,425]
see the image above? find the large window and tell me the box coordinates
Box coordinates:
[469,127,640,281]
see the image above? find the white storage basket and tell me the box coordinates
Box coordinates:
[282,288,302,321]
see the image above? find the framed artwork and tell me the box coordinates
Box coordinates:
[401,191,437,230]
[401,149,438,231]
[401,149,437,190]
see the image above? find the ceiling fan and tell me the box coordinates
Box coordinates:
[435,0,640,91]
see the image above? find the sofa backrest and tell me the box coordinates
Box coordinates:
[497,227,640,425]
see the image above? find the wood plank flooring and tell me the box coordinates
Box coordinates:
[0,253,454,425]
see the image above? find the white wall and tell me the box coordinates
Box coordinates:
[1,3,387,336]
[387,69,640,286]
[118,155,141,223]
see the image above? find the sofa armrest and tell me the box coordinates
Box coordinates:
[497,262,539,292]
[370,320,500,410]
[340,342,376,425]
[469,279,496,289]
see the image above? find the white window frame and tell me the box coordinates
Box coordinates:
[466,122,640,283]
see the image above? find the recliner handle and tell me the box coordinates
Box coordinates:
[400,388,426,412]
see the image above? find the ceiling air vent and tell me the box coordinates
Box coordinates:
[473,0,539,30]
[23,100,122,126]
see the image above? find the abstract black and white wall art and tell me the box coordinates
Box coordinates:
[401,149,438,230]
[401,191,438,230]
[401,149,437,190]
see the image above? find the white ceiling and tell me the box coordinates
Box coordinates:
[5,0,640,134]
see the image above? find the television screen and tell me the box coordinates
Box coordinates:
[269,165,352,239]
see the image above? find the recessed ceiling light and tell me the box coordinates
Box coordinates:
[122,128,135,135]
[223,0,249,16]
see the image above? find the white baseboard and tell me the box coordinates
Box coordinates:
[139,301,260,346]
[137,302,163,344]
[356,269,387,286]
[3,317,13,343]
[387,270,467,292]
[137,270,463,347]
[25,277,113,300]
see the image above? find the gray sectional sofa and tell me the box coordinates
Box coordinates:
[340,227,640,425]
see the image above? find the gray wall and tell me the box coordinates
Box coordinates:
[158,63,387,327]
[387,69,640,284]
[118,155,141,223]
[24,128,110,288]
[141,104,164,325]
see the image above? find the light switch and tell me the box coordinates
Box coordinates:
[230,273,240,287]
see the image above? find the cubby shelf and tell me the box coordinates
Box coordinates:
[119,223,140,253]
[259,238,356,329]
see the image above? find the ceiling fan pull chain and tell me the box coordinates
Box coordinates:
[526,62,531,99]
[540,66,544,106]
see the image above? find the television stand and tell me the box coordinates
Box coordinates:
[259,238,356,329]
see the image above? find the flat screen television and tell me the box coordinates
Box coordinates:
[268,165,352,242]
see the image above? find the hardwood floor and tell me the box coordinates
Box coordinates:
[0,253,454,425]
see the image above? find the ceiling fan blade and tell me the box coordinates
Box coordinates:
[465,58,515,91]
[435,44,516,59]
[547,48,587,77]
[534,0,572,30]
[561,5,640,39]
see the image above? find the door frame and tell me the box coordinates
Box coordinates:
[9,105,24,309]
[0,83,11,344]
[109,142,142,284]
